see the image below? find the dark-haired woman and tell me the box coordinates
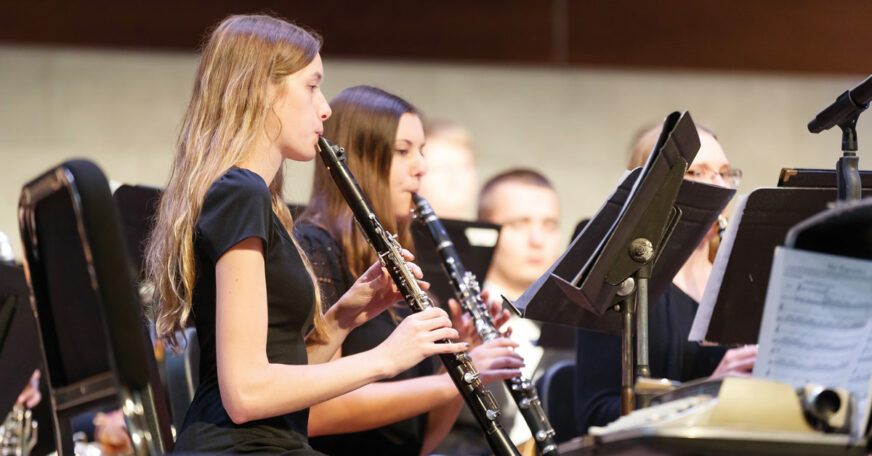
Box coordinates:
[297,85,523,456]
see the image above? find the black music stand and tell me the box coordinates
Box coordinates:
[778,168,872,189]
[786,198,872,444]
[0,264,52,455]
[786,197,872,258]
[690,173,872,345]
[516,111,733,413]
[411,219,500,306]
[0,264,38,415]
[19,160,172,456]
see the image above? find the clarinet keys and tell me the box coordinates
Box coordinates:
[536,429,557,442]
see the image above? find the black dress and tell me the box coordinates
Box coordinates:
[295,222,435,456]
[173,168,324,455]
[574,284,727,434]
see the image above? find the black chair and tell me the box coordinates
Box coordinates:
[164,327,199,431]
[112,184,162,279]
[113,184,202,432]
[535,360,578,444]
[18,160,172,455]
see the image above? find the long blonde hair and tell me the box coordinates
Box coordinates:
[145,14,328,348]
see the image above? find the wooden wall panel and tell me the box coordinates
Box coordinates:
[566,0,872,73]
[3,1,872,74]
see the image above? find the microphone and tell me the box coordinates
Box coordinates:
[808,74,872,133]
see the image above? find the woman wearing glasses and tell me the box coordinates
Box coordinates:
[574,123,757,434]
[627,125,743,301]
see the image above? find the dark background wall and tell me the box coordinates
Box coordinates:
[3,1,871,73]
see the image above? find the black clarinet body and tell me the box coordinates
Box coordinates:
[412,194,559,456]
[316,137,520,456]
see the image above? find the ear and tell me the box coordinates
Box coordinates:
[263,80,284,140]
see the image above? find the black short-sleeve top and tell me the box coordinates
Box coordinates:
[295,222,436,456]
[173,167,323,455]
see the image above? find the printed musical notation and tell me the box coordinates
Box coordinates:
[754,247,872,438]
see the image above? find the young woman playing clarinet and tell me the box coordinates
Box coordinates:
[144,16,468,454]
[296,85,524,456]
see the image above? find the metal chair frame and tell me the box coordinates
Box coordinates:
[19,161,171,456]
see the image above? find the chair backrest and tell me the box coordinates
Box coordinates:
[536,360,578,444]
[112,184,161,279]
[164,327,200,431]
[113,184,203,432]
[18,160,172,455]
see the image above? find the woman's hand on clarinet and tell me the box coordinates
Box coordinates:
[481,289,512,335]
[447,298,478,346]
[709,345,757,379]
[333,250,428,331]
[375,307,467,378]
[467,337,524,385]
[447,290,513,347]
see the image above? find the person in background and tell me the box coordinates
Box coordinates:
[417,120,479,220]
[574,123,757,434]
[296,85,523,456]
[477,170,562,303]
[437,169,564,454]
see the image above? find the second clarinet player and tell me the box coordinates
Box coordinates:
[316,135,521,456]
[412,193,559,456]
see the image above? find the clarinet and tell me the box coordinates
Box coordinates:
[316,137,520,456]
[0,406,37,456]
[412,194,559,456]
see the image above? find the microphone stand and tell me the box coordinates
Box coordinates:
[807,75,872,202]
[836,116,862,202]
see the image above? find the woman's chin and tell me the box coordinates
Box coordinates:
[395,205,415,222]
[395,211,413,223]
[282,143,319,162]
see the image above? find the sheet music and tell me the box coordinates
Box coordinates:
[689,194,748,342]
[754,247,872,438]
